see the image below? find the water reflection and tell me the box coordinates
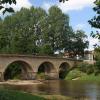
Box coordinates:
[0,80,100,100]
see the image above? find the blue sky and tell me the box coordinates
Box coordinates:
[30,0,96,33]
[0,0,99,50]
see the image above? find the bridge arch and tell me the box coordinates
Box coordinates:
[4,60,33,80]
[37,61,57,79]
[59,62,70,79]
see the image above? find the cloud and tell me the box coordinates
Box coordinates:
[10,0,32,11]
[88,37,99,50]
[74,24,86,30]
[42,0,95,13]
[58,0,95,13]
[42,2,54,11]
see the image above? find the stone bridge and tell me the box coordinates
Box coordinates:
[0,54,82,81]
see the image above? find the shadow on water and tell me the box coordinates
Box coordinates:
[0,80,100,100]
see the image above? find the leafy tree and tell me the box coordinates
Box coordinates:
[46,6,73,53]
[89,0,100,40]
[72,30,89,56]
[0,6,88,57]
[94,47,100,60]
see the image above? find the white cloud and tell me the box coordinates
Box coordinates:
[74,24,86,30]
[58,0,95,13]
[41,0,95,13]
[10,0,32,11]
[88,37,99,50]
[42,2,54,11]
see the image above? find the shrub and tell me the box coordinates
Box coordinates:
[78,62,94,74]
[94,60,100,75]
[86,64,94,75]
[78,62,88,73]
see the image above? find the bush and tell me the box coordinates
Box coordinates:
[78,62,94,74]
[86,64,94,75]
[78,62,88,73]
[94,60,100,75]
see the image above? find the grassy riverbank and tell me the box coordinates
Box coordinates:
[65,69,100,81]
[0,89,45,100]
[0,89,81,100]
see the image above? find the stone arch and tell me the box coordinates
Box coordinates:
[4,60,34,80]
[59,62,70,79]
[37,61,57,79]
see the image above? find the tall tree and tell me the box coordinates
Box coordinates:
[73,30,89,56]
[0,6,88,57]
[88,0,100,40]
[43,6,72,53]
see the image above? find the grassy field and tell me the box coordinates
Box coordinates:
[0,89,78,100]
[65,69,100,81]
[0,89,45,100]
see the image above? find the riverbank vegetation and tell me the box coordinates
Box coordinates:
[0,89,45,100]
[65,69,100,81]
[64,46,100,81]
[0,89,88,100]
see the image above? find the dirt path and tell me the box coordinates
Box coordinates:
[0,80,43,85]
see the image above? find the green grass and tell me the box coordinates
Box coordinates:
[0,89,45,100]
[65,69,100,81]
[80,73,100,81]
[0,90,76,100]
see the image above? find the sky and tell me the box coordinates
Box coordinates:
[0,0,100,50]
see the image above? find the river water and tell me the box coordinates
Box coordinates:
[0,80,100,100]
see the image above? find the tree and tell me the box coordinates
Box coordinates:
[0,5,88,56]
[72,30,89,56]
[43,6,72,53]
[88,0,100,40]
[63,30,89,57]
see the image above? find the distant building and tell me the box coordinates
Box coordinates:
[84,50,95,64]
[84,50,94,60]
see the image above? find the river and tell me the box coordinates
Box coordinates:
[0,80,100,100]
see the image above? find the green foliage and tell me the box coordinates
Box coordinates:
[65,69,100,81]
[78,62,94,74]
[93,47,100,75]
[86,64,94,75]
[94,60,100,75]
[89,0,100,40]
[0,89,45,100]
[65,69,82,80]
[39,44,53,55]
[4,63,22,80]
[71,30,89,56]
[0,6,88,57]
[94,47,100,60]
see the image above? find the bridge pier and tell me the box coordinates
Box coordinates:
[21,72,37,80]
[0,72,4,81]
[45,72,59,79]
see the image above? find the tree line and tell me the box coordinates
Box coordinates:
[0,6,88,57]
